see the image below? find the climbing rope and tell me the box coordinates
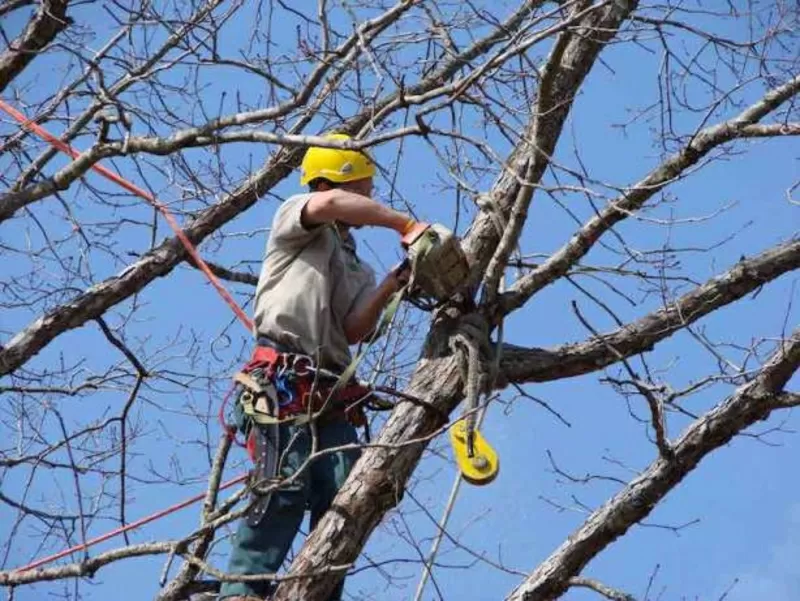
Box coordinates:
[0,99,261,573]
[447,315,499,485]
[12,474,248,574]
[0,99,254,332]
[414,194,510,599]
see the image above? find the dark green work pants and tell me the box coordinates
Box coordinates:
[219,419,360,600]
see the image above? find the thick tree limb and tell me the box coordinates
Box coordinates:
[269,4,640,600]
[499,237,800,384]
[505,329,800,601]
[0,1,554,377]
[0,0,69,93]
[498,74,800,316]
[0,542,176,586]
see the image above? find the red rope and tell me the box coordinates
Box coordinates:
[14,473,248,573]
[1,100,254,572]
[0,99,254,332]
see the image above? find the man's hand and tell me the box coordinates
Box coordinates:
[343,261,411,344]
[387,259,411,292]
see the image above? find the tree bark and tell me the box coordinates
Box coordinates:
[271,3,641,600]
[506,329,799,600]
[499,237,800,384]
[0,0,70,93]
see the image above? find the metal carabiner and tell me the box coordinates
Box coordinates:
[291,354,313,377]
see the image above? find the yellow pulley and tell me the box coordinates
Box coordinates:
[449,419,499,486]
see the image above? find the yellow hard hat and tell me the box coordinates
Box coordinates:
[299,133,376,186]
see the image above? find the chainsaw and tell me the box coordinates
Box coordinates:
[400,222,471,307]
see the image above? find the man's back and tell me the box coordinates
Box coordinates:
[253,194,375,370]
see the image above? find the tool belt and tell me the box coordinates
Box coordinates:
[232,345,377,526]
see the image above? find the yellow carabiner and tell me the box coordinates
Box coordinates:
[449,419,499,486]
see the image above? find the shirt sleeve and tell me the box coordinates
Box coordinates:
[270,194,323,248]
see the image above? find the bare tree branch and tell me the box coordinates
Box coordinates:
[156,433,234,601]
[505,329,800,600]
[500,237,800,384]
[0,0,70,92]
[571,302,674,459]
[774,391,800,408]
[185,256,259,286]
[569,576,637,601]
[0,542,176,586]
[498,74,800,316]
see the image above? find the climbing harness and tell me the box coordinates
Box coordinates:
[232,345,378,433]
[228,344,394,525]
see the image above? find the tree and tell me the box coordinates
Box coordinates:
[1,1,798,600]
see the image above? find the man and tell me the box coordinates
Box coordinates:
[220,133,417,601]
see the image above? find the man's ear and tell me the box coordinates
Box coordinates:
[310,179,332,192]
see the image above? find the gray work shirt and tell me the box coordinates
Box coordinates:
[253,194,377,370]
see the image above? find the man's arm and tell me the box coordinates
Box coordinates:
[343,263,410,344]
[301,189,412,234]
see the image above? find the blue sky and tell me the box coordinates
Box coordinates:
[2,2,798,601]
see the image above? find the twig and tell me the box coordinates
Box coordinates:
[570,576,637,601]
[571,301,673,459]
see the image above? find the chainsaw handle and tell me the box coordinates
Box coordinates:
[393,257,411,275]
[400,221,431,248]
